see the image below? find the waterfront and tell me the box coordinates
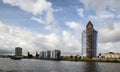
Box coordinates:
[0,58,119,72]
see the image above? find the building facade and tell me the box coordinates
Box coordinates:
[103,52,120,59]
[15,47,22,56]
[53,50,61,59]
[81,30,86,57]
[81,21,97,59]
[47,50,51,58]
[39,49,61,59]
[97,52,120,60]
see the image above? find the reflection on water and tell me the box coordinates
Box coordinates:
[0,58,119,72]
[83,62,100,72]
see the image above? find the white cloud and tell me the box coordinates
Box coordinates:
[3,0,52,15]
[0,21,82,55]
[88,12,115,22]
[98,22,120,43]
[33,0,52,15]
[3,0,55,25]
[109,0,120,11]
[0,21,9,32]
[97,42,120,54]
[62,31,81,55]
[44,25,53,30]
[96,22,120,54]
[65,21,84,41]
[66,22,80,29]
[3,0,34,13]
[77,8,84,17]
[80,0,120,21]
[80,0,107,13]
[2,0,120,55]
[31,17,45,24]
[45,10,55,24]
[53,8,63,12]
[0,20,120,55]
[0,21,41,54]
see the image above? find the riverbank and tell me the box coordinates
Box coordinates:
[60,58,120,63]
[0,56,120,63]
[26,57,120,63]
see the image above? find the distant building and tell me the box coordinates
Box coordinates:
[81,21,98,59]
[51,50,55,58]
[47,50,51,58]
[52,50,61,59]
[39,49,61,59]
[39,51,45,58]
[81,30,86,57]
[55,50,61,58]
[103,52,120,59]
[15,47,22,56]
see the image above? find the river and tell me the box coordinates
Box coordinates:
[0,58,119,72]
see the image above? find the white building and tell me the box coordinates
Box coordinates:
[39,49,61,59]
[104,52,120,59]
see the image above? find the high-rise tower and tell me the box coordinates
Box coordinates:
[81,21,97,59]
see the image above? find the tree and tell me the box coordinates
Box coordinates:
[28,52,30,57]
[99,53,101,56]
[35,52,39,58]
[27,52,33,58]
[70,55,73,59]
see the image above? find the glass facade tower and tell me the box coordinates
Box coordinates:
[81,30,86,57]
[81,21,97,59]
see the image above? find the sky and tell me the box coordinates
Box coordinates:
[0,0,120,55]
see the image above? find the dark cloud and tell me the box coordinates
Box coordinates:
[0,49,14,55]
[98,22,120,43]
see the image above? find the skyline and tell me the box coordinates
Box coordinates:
[0,0,120,55]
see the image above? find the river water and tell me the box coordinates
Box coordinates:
[0,58,119,72]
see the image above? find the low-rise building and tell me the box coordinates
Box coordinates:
[98,52,120,60]
[104,52,120,59]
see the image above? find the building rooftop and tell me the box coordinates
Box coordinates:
[86,21,93,28]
